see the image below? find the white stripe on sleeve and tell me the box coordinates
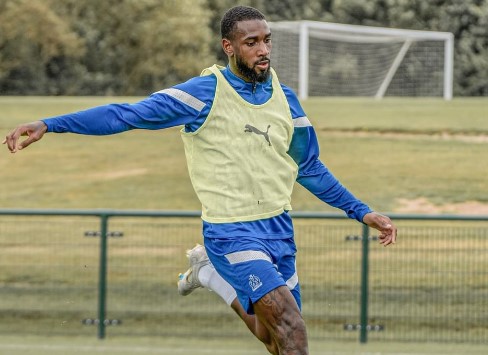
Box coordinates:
[285,271,299,290]
[155,88,206,112]
[293,116,312,127]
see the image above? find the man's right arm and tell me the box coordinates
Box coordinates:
[4,75,217,152]
[43,75,217,135]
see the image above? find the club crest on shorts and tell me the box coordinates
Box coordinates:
[249,274,263,292]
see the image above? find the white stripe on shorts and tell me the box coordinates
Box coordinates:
[225,250,272,265]
[155,88,206,112]
[293,116,312,127]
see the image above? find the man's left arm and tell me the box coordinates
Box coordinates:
[288,122,370,221]
[283,86,396,245]
[288,123,396,245]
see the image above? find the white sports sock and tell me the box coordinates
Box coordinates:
[198,264,237,306]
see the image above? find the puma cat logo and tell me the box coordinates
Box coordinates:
[244,124,271,146]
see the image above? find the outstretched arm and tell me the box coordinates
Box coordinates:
[3,120,47,153]
[285,85,399,247]
[288,124,398,246]
[289,127,397,247]
[4,76,217,154]
[283,85,370,221]
[288,123,372,221]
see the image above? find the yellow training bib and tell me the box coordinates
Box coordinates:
[181,65,298,223]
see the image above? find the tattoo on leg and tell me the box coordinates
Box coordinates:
[255,286,309,354]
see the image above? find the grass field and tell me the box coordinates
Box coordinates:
[1,216,486,343]
[1,335,488,355]
[1,96,487,213]
[1,97,487,351]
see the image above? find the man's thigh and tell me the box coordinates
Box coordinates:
[253,285,308,353]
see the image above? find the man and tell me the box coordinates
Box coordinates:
[4,6,397,355]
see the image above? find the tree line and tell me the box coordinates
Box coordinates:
[0,0,486,96]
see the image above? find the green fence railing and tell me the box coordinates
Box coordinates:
[0,209,487,344]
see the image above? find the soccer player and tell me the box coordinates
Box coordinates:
[4,5,397,355]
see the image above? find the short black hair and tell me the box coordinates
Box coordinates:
[220,6,266,40]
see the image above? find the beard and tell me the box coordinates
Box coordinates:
[235,54,271,83]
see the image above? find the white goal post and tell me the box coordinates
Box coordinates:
[269,21,454,100]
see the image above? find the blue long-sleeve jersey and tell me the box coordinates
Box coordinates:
[43,66,371,239]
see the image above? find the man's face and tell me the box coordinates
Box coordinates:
[225,19,272,83]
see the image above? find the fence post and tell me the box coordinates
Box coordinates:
[97,214,109,339]
[359,223,370,343]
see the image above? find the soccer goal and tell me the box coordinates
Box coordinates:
[269,21,454,100]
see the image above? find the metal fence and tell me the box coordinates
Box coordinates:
[0,209,486,344]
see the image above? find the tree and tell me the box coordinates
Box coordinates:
[1,0,487,96]
[435,1,488,95]
[315,0,488,96]
[0,0,85,94]
[0,0,216,95]
[53,0,216,95]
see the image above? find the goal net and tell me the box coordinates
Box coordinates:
[269,21,454,100]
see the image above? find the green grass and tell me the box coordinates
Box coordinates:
[1,96,487,212]
[1,214,486,343]
[303,97,488,134]
[1,97,487,346]
[1,334,488,355]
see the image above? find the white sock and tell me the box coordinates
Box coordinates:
[198,264,237,306]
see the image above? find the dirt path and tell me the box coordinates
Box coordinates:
[322,129,488,143]
[321,130,488,215]
[396,197,488,215]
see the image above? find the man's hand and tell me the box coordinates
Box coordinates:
[3,121,47,153]
[362,212,397,247]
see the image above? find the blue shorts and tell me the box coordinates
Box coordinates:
[204,236,301,315]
